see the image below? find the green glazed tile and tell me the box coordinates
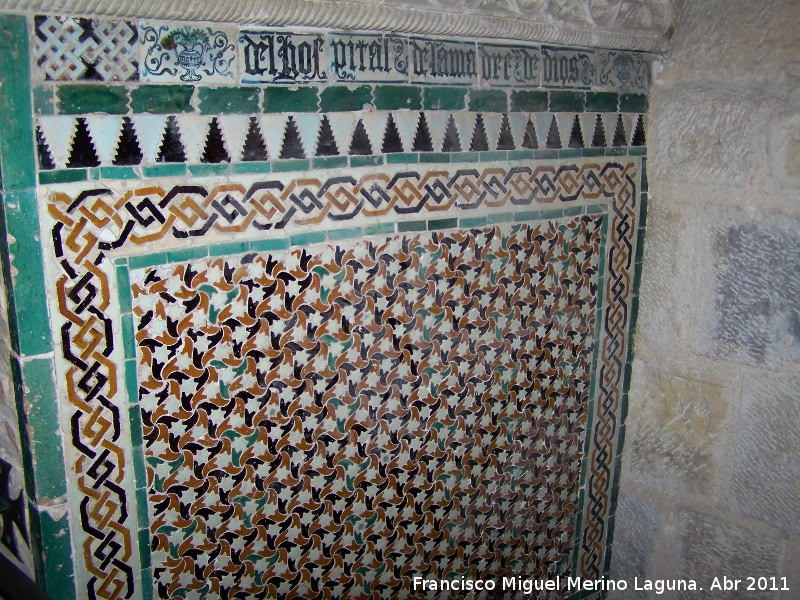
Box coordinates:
[641,156,649,192]
[273,159,309,172]
[605,147,627,156]
[142,163,186,178]
[263,87,319,112]
[468,89,507,112]
[132,447,147,490]
[320,85,372,112]
[585,204,606,215]
[23,358,66,499]
[138,528,152,570]
[128,252,167,270]
[427,218,457,230]
[57,84,128,114]
[582,148,606,157]
[130,85,194,114]
[4,191,52,356]
[510,90,548,112]
[350,155,383,167]
[0,15,36,191]
[33,85,55,115]
[198,87,260,114]
[534,149,558,159]
[549,90,586,112]
[513,210,550,222]
[99,166,139,180]
[459,216,488,228]
[585,92,619,112]
[629,146,647,156]
[487,212,514,224]
[128,404,143,451]
[141,567,154,600]
[40,511,76,600]
[313,156,348,169]
[291,231,326,246]
[365,223,395,235]
[211,241,249,258]
[450,152,475,163]
[562,205,584,218]
[422,87,467,110]
[232,161,271,174]
[88,167,102,181]
[328,227,363,241]
[386,152,418,164]
[373,85,422,110]
[619,93,648,113]
[188,163,230,177]
[480,151,507,162]
[135,486,149,531]
[126,360,139,409]
[419,153,450,164]
[168,246,209,264]
[397,220,426,233]
[39,169,87,184]
[116,264,131,313]
[558,148,582,158]
[121,314,136,359]
[250,238,290,252]
[508,150,534,160]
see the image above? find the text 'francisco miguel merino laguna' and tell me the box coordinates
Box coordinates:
[412,576,699,594]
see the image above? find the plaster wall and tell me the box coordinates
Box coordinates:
[610,0,800,596]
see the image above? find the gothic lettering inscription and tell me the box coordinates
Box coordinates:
[329,34,408,82]
[240,30,327,83]
[409,38,477,85]
[541,46,595,89]
[478,43,540,87]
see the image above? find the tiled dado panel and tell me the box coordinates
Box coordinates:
[41,158,643,599]
[0,11,648,600]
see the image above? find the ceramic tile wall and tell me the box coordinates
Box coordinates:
[0,12,648,600]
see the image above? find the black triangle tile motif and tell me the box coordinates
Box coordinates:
[202,118,230,163]
[315,115,339,157]
[612,114,627,147]
[545,116,562,149]
[441,114,462,153]
[412,112,434,152]
[521,118,538,150]
[242,117,268,161]
[36,126,55,170]
[469,114,489,152]
[280,116,306,159]
[349,120,373,156]
[591,114,607,148]
[157,116,186,163]
[568,115,584,148]
[381,114,403,154]
[67,117,100,168]
[113,116,143,166]
[496,114,515,151]
[631,114,646,146]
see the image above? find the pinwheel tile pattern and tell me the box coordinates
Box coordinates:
[133,219,601,598]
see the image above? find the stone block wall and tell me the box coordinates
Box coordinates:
[610,0,800,596]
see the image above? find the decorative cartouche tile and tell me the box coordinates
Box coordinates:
[408,38,478,85]
[597,50,650,93]
[131,219,601,597]
[34,15,139,81]
[139,22,237,83]
[477,43,540,87]
[541,46,596,89]
[328,33,409,83]
[240,29,328,85]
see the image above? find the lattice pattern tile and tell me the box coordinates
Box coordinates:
[132,219,601,598]
[34,15,139,81]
